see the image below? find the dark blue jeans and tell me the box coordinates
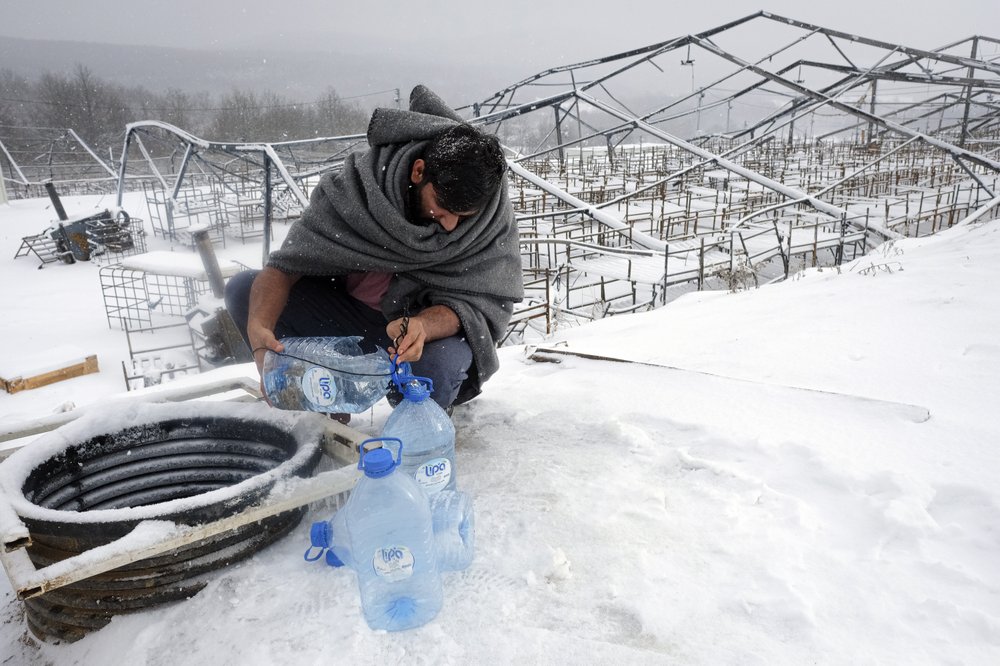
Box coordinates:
[224,270,472,408]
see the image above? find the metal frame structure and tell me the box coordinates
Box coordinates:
[115,121,366,262]
[452,12,1000,337]
[9,12,994,339]
[0,125,118,198]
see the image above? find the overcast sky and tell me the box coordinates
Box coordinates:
[2,0,998,69]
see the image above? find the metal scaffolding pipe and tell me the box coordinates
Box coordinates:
[506,160,669,252]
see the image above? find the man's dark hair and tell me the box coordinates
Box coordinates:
[423,124,507,213]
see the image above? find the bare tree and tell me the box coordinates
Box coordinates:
[133,87,211,136]
[32,64,129,147]
[314,87,367,136]
[0,69,31,127]
[260,91,311,141]
[208,89,267,141]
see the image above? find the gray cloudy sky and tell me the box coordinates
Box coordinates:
[2,0,998,69]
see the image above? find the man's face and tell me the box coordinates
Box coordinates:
[410,159,478,232]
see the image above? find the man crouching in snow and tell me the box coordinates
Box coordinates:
[225,85,523,411]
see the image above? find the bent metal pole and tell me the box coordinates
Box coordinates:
[505,159,669,253]
[689,35,1000,174]
[575,92,855,225]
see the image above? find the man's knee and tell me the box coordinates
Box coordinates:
[224,270,258,340]
[411,337,473,409]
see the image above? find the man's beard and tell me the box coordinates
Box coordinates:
[406,181,436,226]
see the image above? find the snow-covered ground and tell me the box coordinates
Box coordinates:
[1,192,999,664]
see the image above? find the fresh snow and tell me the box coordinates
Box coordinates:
[1,192,999,664]
[119,251,243,279]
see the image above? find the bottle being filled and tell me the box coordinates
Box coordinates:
[262,336,390,413]
[308,488,475,573]
[381,363,456,496]
[334,438,442,631]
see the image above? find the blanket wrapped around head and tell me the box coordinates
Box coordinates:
[267,85,523,403]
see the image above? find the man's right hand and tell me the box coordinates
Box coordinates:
[246,267,301,373]
[247,324,283,405]
[246,267,301,403]
[247,324,284,373]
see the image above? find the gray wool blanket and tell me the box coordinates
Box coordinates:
[267,85,523,402]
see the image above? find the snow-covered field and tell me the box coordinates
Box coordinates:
[1,193,999,664]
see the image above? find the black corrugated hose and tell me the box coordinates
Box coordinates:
[2,404,324,642]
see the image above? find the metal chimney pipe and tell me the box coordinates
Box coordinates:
[192,228,226,298]
[44,182,68,221]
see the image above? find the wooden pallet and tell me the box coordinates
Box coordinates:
[0,355,99,394]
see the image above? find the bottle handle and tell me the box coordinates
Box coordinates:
[358,437,404,470]
[303,545,325,562]
[390,355,435,394]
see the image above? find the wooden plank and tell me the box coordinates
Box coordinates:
[0,355,98,394]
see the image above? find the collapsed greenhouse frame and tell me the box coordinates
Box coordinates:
[0,125,118,198]
[12,10,998,341]
[459,11,1000,336]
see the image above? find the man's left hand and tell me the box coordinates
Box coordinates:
[387,316,427,363]
[386,304,461,364]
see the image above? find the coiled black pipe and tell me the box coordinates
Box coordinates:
[1,403,325,643]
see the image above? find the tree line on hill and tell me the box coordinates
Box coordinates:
[0,62,625,178]
[0,64,370,154]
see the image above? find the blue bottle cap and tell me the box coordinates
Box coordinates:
[361,447,396,478]
[401,380,430,402]
[391,361,435,401]
[303,521,330,561]
[309,521,331,548]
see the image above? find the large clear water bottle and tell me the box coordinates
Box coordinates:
[428,490,475,571]
[339,438,442,631]
[262,336,390,413]
[381,365,456,496]
[307,489,475,572]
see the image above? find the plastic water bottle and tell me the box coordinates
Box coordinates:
[381,365,456,496]
[339,438,442,631]
[262,336,391,413]
[429,490,475,571]
[307,489,475,572]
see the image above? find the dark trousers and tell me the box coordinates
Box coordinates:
[224,270,472,408]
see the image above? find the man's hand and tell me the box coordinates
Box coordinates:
[247,324,283,406]
[246,267,300,370]
[387,316,424,363]
[246,267,300,403]
[387,305,460,364]
[248,323,284,372]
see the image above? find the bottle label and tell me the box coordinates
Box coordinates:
[415,457,452,495]
[372,545,415,581]
[302,367,337,407]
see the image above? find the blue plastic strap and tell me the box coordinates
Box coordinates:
[389,355,435,394]
[303,545,326,562]
[358,437,404,470]
[390,355,413,390]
